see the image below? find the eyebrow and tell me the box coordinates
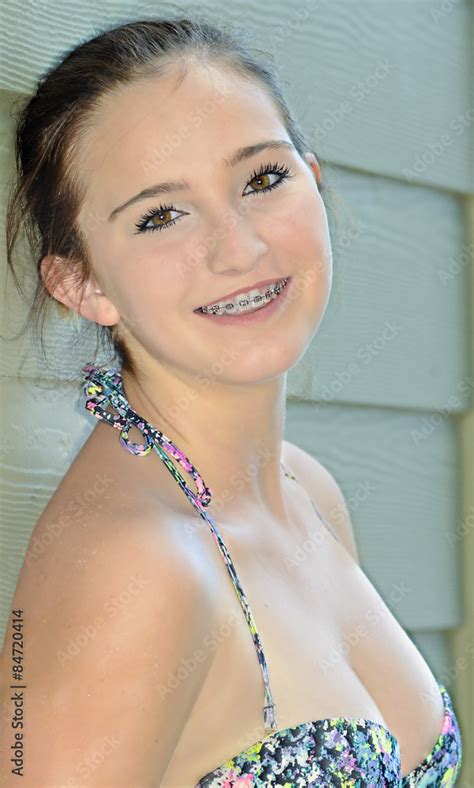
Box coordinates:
[107,139,296,222]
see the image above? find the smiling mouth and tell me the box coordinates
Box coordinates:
[195,277,290,316]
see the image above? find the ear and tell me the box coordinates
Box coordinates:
[39,254,120,327]
[303,152,322,189]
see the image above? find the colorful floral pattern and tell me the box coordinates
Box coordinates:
[196,683,462,786]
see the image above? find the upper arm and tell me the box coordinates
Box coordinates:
[0,511,214,786]
[283,440,361,566]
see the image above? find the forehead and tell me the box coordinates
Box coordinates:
[74,62,288,201]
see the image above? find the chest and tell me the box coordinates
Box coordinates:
[160,507,419,785]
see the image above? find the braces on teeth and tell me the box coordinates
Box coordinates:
[199,278,288,315]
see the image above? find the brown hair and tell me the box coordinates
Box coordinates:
[3,11,335,381]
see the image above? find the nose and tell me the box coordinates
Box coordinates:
[205,204,269,277]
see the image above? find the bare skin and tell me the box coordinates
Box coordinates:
[0,422,445,785]
[0,58,446,785]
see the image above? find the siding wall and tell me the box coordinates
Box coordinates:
[1,0,472,781]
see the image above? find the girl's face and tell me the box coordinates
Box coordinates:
[75,62,332,384]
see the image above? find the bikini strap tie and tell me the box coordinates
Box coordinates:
[82,363,212,509]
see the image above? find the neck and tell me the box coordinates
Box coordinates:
[120,363,290,525]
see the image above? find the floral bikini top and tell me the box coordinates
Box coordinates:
[82,364,463,787]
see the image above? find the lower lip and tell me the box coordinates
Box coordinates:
[194,278,292,326]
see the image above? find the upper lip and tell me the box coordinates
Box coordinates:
[195,276,288,310]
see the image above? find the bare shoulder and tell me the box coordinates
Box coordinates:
[0,474,216,785]
[282,439,360,566]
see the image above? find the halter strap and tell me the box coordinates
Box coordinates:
[82,363,281,732]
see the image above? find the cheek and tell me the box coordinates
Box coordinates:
[267,191,332,284]
[112,247,196,337]
[83,218,195,345]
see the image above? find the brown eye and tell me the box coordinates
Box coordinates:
[242,161,293,197]
[249,173,272,190]
[134,204,185,234]
[149,209,172,227]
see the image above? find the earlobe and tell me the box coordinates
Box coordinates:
[78,281,120,326]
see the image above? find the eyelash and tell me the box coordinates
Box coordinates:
[133,160,294,235]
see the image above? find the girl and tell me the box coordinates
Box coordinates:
[0,15,462,786]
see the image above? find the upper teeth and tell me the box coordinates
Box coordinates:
[200,278,288,315]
